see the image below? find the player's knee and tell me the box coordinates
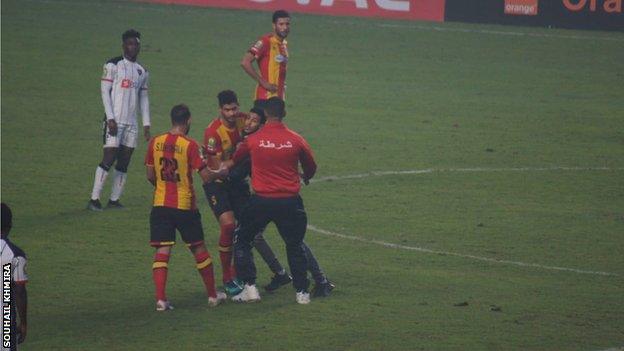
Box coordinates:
[285,239,304,251]
[98,162,112,171]
[115,164,128,173]
[115,156,131,172]
[115,148,134,168]
[220,222,236,236]
[187,241,205,252]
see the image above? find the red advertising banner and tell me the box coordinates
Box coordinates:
[142,0,446,22]
[504,0,539,15]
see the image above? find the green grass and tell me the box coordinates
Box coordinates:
[2,0,623,350]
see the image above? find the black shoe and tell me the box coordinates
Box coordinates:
[106,200,125,209]
[86,199,103,212]
[311,280,335,298]
[264,272,292,292]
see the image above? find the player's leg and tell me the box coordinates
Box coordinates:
[108,125,137,208]
[254,230,284,275]
[88,148,117,211]
[229,182,290,289]
[202,182,238,291]
[272,196,310,304]
[88,118,120,211]
[108,145,134,208]
[149,206,176,311]
[231,196,270,302]
[254,231,292,292]
[153,245,172,310]
[302,242,335,298]
[178,209,226,306]
[217,211,237,286]
[189,244,226,306]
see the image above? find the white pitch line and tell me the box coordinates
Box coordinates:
[307,225,619,277]
[310,166,623,276]
[333,20,624,43]
[311,166,624,183]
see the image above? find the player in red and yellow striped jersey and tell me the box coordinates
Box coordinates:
[241,10,290,101]
[145,104,226,310]
[202,90,248,295]
[147,132,201,211]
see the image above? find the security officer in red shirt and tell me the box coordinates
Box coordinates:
[216,97,316,304]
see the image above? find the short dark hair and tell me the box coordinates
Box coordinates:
[249,107,267,124]
[170,104,191,125]
[272,10,290,23]
[264,97,286,119]
[217,90,239,107]
[1,203,12,233]
[122,29,141,42]
[253,99,267,111]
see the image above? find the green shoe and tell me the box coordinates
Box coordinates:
[224,280,243,295]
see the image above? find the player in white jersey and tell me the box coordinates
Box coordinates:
[87,29,151,211]
[1,203,28,350]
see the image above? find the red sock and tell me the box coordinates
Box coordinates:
[218,223,236,283]
[152,252,170,301]
[194,251,217,298]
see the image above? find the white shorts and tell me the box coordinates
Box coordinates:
[102,121,138,148]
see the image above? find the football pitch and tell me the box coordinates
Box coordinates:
[2,0,623,349]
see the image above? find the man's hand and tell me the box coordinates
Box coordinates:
[260,80,278,93]
[144,125,151,141]
[17,323,27,344]
[210,163,230,178]
[300,173,310,186]
[107,119,118,136]
[200,162,230,184]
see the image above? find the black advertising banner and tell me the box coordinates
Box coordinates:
[445,0,623,31]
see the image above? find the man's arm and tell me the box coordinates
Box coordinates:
[203,128,226,181]
[146,166,156,186]
[145,138,155,186]
[203,140,249,180]
[140,71,151,141]
[101,63,117,136]
[228,157,251,183]
[13,283,27,343]
[231,138,250,166]
[241,50,277,93]
[299,138,317,183]
[188,141,221,184]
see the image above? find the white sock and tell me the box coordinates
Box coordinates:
[91,166,109,200]
[110,170,127,202]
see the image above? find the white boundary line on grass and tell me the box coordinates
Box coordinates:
[308,166,623,277]
[333,20,624,43]
[311,166,624,183]
[307,224,619,277]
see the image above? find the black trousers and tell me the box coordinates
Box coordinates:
[234,194,310,292]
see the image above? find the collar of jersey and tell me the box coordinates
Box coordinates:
[271,35,287,45]
[264,121,285,129]
[218,118,237,131]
